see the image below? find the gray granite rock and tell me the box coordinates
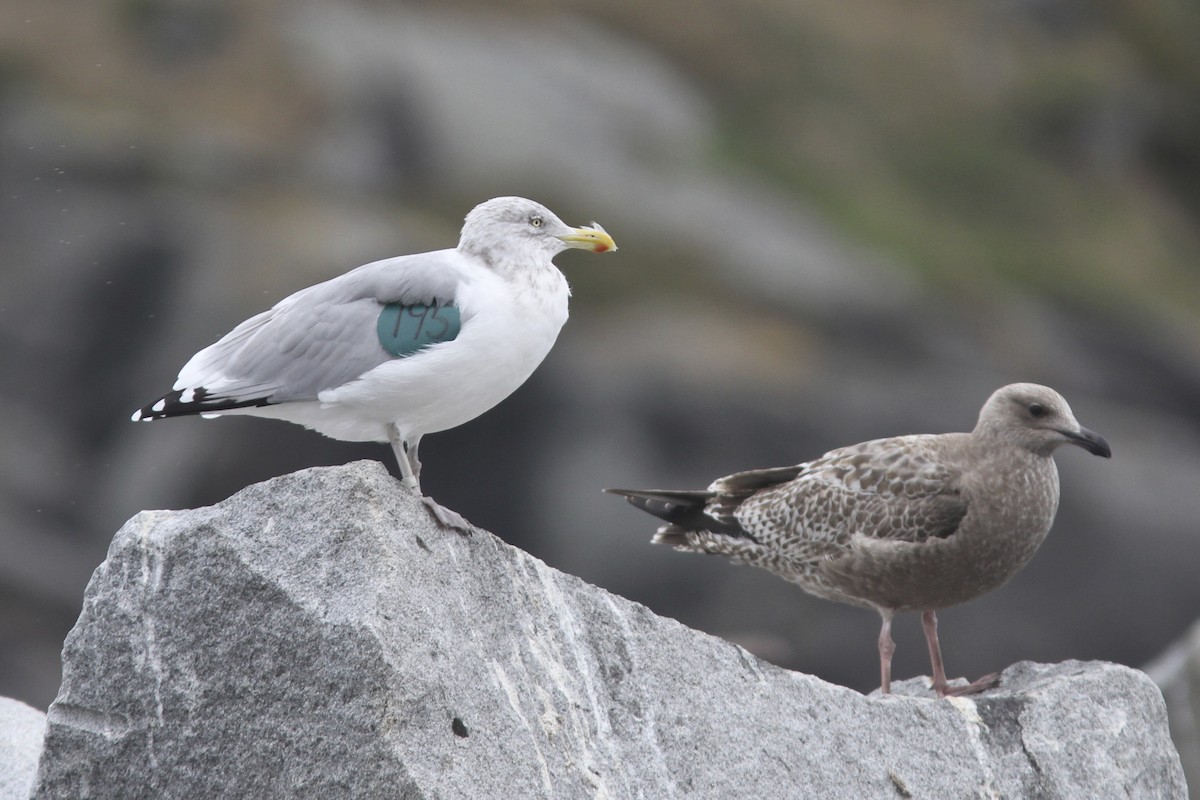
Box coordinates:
[0,697,45,800]
[32,461,1186,799]
[1147,619,1200,796]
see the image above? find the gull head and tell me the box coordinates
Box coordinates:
[974,383,1111,458]
[459,196,617,265]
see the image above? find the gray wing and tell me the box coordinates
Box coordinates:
[734,435,969,563]
[166,249,469,408]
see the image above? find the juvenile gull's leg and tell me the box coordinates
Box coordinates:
[878,610,896,695]
[921,610,1000,698]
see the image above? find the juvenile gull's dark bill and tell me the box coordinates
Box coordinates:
[133,196,616,531]
[608,383,1111,698]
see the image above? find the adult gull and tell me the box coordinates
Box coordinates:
[608,383,1110,697]
[134,196,616,529]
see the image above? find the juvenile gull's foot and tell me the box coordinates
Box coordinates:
[421,497,474,535]
[933,672,1001,698]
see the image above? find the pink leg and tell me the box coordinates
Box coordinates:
[921,610,951,695]
[878,610,896,694]
[921,609,1000,698]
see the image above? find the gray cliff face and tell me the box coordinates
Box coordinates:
[29,462,1186,799]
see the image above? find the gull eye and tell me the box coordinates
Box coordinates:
[1028,403,1047,418]
[529,215,543,228]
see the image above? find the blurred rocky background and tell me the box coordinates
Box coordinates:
[2,0,1199,741]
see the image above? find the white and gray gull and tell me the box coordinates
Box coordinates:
[134,196,616,530]
[608,383,1110,697]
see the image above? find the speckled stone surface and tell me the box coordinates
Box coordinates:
[0,697,45,800]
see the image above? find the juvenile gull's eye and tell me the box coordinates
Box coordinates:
[1029,403,1047,418]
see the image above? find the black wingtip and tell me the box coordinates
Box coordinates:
[605,488,704,520]
[604,486,754,540]
[131,388,274,421]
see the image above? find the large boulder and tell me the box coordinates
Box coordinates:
[31,462,1186,799]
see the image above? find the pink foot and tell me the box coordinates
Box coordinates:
[933,672,1001,698]
[421,496,474,534]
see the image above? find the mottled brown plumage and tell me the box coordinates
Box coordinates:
[608,383,1111,697]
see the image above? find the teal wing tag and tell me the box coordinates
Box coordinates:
[377,303,462,358]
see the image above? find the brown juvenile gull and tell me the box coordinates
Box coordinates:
[133,196,616,531]
[607,383,1111,697]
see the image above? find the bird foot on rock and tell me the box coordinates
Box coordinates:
[933,672,1001,698]
[421,496,474,535]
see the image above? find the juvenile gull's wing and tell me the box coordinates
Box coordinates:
[135,249,471,418]
[734,435,970,562]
